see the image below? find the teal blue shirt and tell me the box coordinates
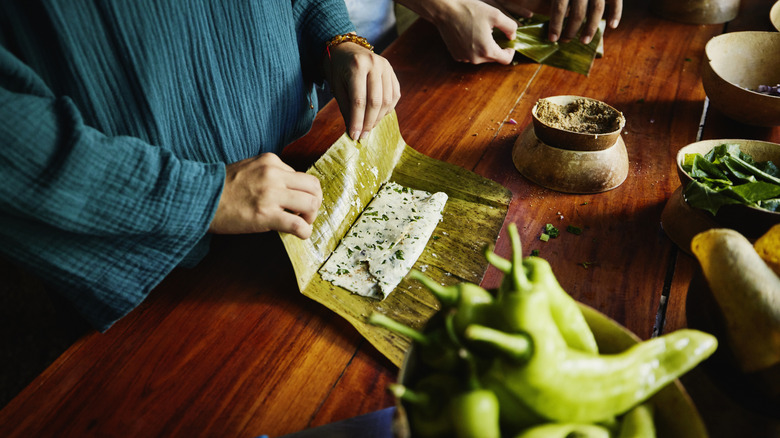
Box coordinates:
[0,0,354,330]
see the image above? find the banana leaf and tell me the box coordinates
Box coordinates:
[496,15,606,76]
[280,112,512,367]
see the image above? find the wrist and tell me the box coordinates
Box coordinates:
[325,33,374,54]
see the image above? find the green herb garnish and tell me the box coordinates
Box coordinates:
[543,224,560,238]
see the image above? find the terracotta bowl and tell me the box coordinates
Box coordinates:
[771,1,780,31]
[701,32,780,127]
[531,95,625,152]
[393,304,709,438]
[513,124,628,193]
[651,0,740,24]
[675,139,780,238]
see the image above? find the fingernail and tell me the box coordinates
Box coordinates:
[549,33,559,42]
[360,130,369,140]
[610,19,620,28]
[350,130,360,140]
[581,35,592,45]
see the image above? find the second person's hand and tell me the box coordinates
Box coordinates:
[495,0,623,44]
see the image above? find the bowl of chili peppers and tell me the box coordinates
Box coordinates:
[370,223,714,437]
[702,31,780,127]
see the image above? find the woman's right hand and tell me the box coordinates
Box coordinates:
[208,153,322,239]
[323,38,401,141]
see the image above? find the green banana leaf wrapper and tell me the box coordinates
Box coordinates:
[280,112,512,367]
[496,15,606,76]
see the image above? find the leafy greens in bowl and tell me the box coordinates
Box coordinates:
[676,139,780,238]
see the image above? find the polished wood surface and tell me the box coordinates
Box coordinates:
[2,1,779,436]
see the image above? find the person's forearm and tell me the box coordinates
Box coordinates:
[395,0,454,26]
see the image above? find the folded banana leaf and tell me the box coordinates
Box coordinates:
[280,112,511,367]
[496,15,606,75]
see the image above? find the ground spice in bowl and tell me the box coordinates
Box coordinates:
[530,96,625,151]
[535,98,622,134]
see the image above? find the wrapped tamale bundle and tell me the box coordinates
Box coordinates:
[280,112,511,366]
[495,15,606,76]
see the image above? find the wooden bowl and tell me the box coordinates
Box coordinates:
[513,124,628,193]
[771,1,780,31]
[675,139,780,238]
[651,0,740,24]
[531,96,625,152]
[702,32,780,127]
[394,304,710,438]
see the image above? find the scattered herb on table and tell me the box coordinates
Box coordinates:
[531,249,540,257]
[567,225,583,235]
[682,144,780,214]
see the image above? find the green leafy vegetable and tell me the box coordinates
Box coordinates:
[682,144,780,215]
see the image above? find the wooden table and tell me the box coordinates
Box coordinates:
[2,1,779,436]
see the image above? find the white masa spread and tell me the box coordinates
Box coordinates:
[319,182,448,299]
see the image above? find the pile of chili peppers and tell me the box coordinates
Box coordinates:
[369,223,717,437]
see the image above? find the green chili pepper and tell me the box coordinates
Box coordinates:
[390,374,458,438]
[409,270,497,335]
[449,389,501,438]
[464,323,531,363]
[486,269,717,423]
[485,225,598,354]
[617,402,656,438]
[480,371,547,432]
[514,422,612,438]
[368,312,459,371]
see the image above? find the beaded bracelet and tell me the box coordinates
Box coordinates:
[325,33,374,53]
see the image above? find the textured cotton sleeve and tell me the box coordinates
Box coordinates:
[293,0,355,85]
[0,47,225,331]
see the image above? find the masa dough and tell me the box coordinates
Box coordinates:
[320,181,447,299]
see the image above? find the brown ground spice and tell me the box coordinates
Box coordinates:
[535,98,622,134]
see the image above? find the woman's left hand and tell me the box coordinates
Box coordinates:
[323,38,401,141]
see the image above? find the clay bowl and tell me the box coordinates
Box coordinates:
[702,32,780,127]
[675,139,780,238]
[771,1,780,31]
[513,124,628,193]
[531,95,625,152]
[393,304,709,438]
[651,0,739,24]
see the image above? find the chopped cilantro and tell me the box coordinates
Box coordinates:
[394,250,405,260]
[531,249,540,257]
[566,225,583,235]
[543,224,559,238]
